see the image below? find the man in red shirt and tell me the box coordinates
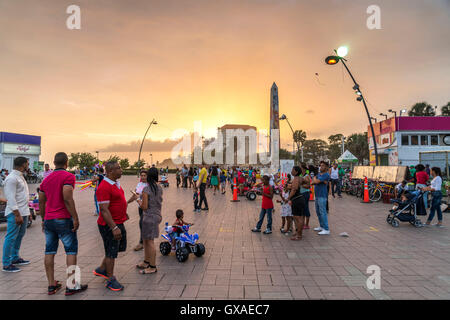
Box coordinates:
[39,152,88,296]
[93,161,129,291]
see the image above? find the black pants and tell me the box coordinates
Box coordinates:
[138,208,143,244]
[183,176,188,188]
[331,179,341,196]
[199,183,208,209]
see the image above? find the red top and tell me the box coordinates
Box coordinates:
[238,176,246,184]
[96,179,127,226]
[261,185,274,209]
[39,169,75,220]
[416,171,429,185]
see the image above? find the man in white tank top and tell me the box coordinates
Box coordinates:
[329,163,341,198]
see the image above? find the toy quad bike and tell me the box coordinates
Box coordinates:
[160,223,205,262]
[231,184,257,201]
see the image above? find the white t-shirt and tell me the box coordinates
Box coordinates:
[330,167,339,179]
[135,182,148,195]
[430,176,442,192]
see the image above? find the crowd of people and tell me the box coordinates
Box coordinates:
[0,152,446,297]
[395,164,445,226]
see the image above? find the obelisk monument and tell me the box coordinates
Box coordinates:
[269,82,280,170]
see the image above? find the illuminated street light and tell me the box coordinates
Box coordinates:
[337,46,348,58]
[400,109,407,117]
[324,46,379,165]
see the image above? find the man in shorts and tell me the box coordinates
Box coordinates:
[39,152,88,295]
[93,161,129,291]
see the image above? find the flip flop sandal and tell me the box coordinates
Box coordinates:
[136,260,151,269]
[48,280,62,295]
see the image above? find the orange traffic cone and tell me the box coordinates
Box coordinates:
[309,185,314,201]
[361,176,371,203]
[230,177,240,202]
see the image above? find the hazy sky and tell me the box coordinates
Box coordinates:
[1,0,449,165]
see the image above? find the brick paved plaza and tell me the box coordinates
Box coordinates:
[0,175,449,300]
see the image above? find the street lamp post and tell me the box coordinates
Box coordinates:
[279,114,302,163]
[95,151,99,162]
[325,47,379,166]
[379,113,388,120]
[138,119,157,169]
[150,153,153,166]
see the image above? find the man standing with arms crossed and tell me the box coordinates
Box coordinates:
[198,164,209,211]
[93,161,129,291]
[39,152,88,295]
[2,157,31,273]
[312,161,331,235]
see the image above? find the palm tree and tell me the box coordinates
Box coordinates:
[441,102,450,116]
[293,130,307,163]
[408,102,435,116]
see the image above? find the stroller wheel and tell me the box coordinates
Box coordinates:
[386,215,392,224]
[391,218,399,228]
[414,219,422,228]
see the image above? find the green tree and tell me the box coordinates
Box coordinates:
[408,102,435,116]
[78,152,97,169]
[346,133,369,164]
[293,130,307,151]
[440,102,450,116]
[119,158,130,169]
[279,148,294,160]
[132,159,146,169]
[68,153,80,169]
[327,134,344,162]
[302,139,328,164]
[107,155,121,163]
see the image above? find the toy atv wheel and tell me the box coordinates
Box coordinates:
[194,243,205,257]
[247,192,257,201]
[160,241,172,256]
[176,247,190,262]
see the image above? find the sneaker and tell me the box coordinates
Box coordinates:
[263,229,272,234]
[251,228,261,232]
[48,280,62,295]
[2,265,21,273]
[134,243,144,251]
[318,230,330,235]
[314,227,323,231]
[93,267,109,280]
[201,208,209,211]
[65,284,88,296]
[106,276,124,291]
[11,258,30,266]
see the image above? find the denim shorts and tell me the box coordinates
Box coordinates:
[44,219,78,255]
[98,224,127,259]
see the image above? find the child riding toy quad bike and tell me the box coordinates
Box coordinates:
[160,223,205,262]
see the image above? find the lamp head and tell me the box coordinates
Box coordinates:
[325,56,340,65]
[279,114,287,120]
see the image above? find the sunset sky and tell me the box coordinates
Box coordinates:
[1,0,449,165]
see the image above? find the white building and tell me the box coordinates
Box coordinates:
[0,132,42,172]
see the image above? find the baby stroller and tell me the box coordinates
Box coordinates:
[387,190,426,228]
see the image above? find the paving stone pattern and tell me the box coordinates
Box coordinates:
[0,175,449,300]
